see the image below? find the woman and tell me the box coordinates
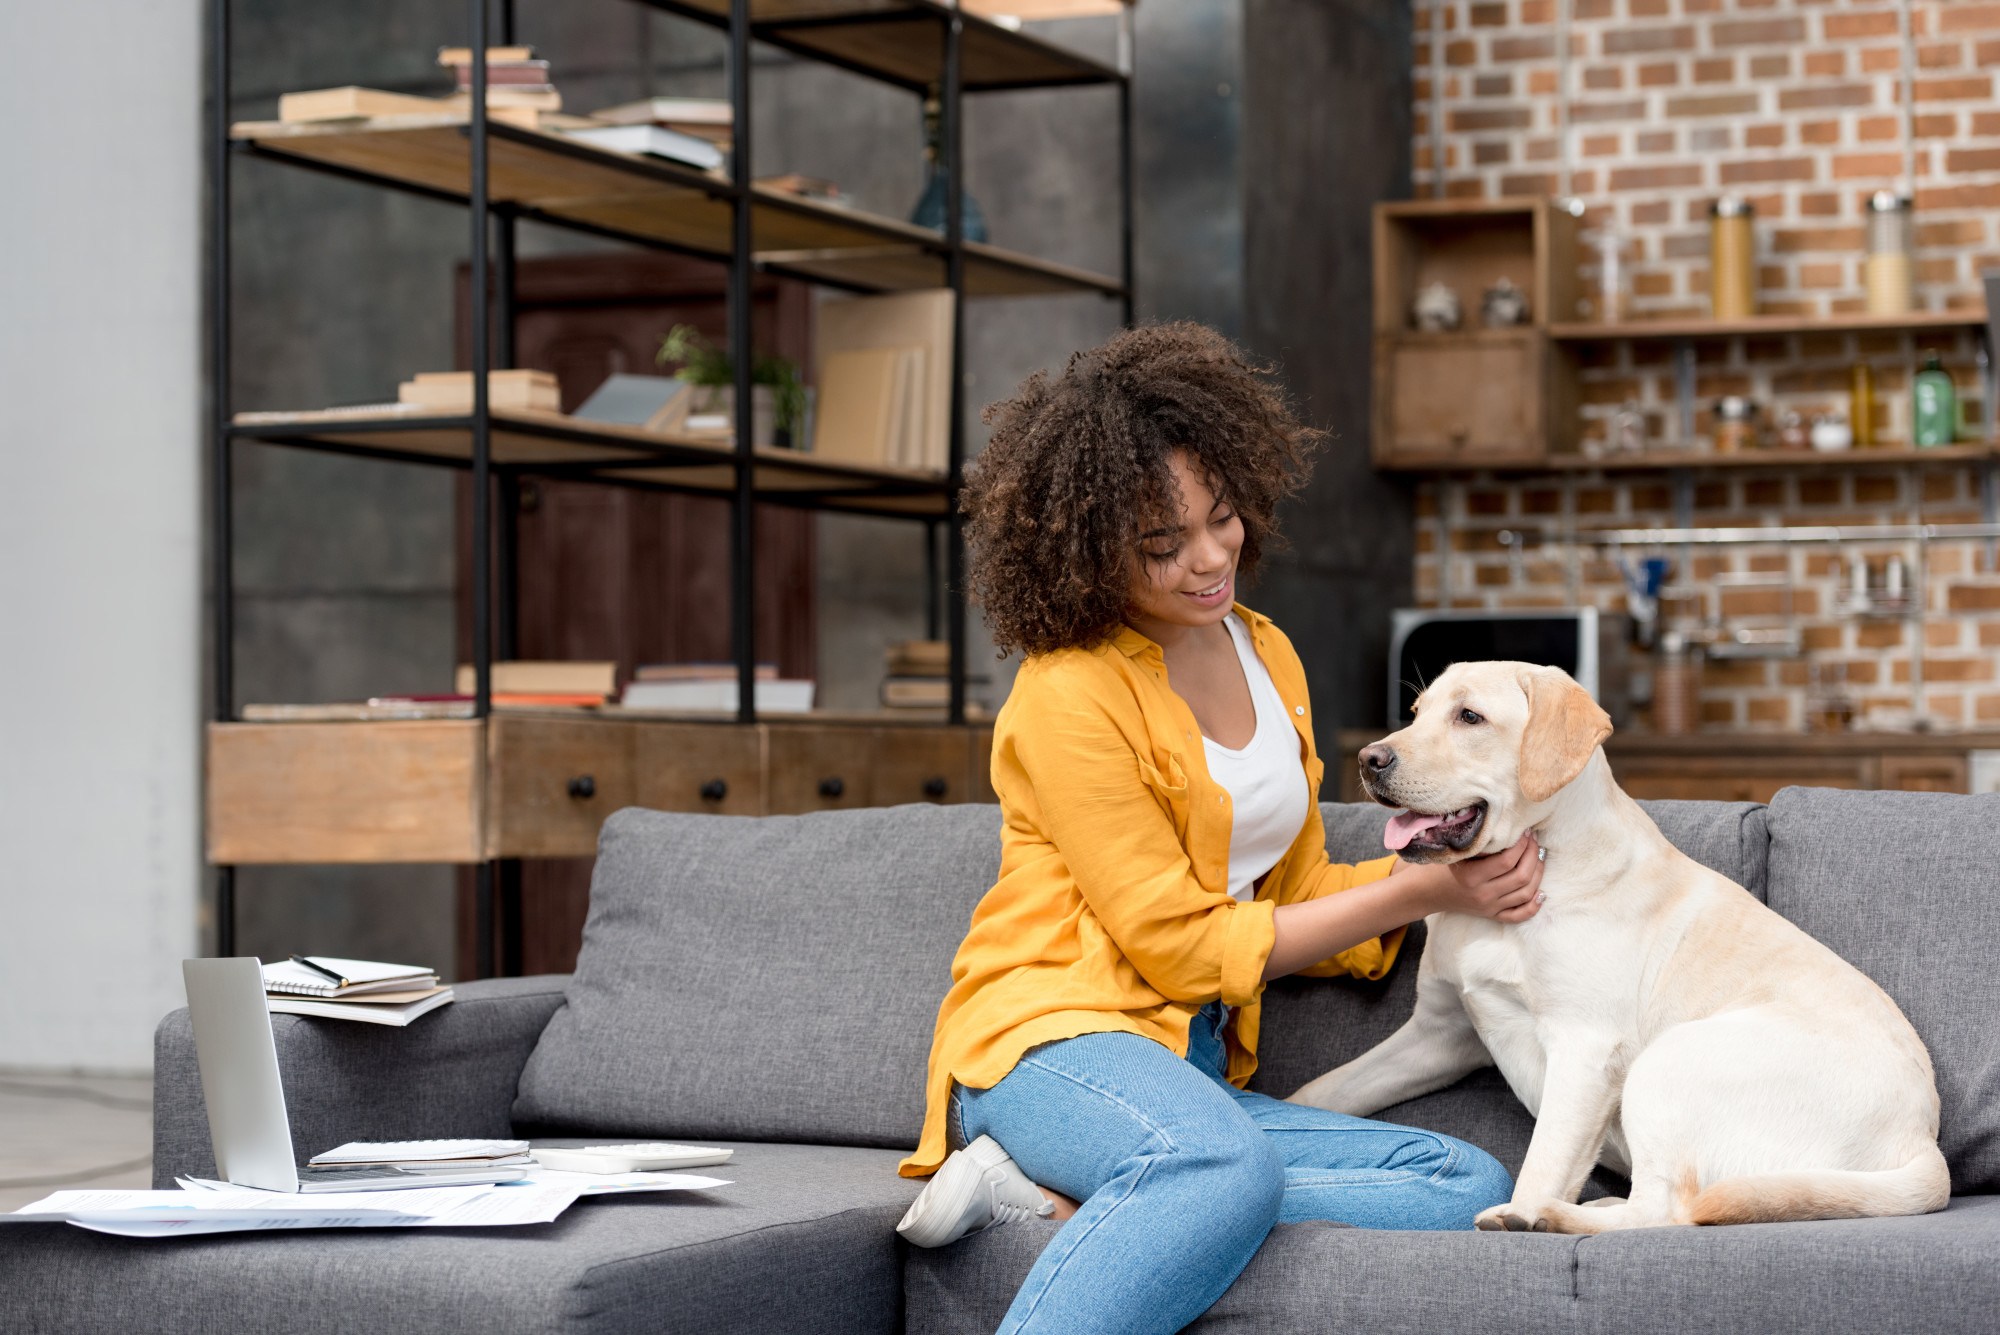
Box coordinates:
[895,324,1543,1334]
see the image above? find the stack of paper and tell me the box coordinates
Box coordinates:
[262,958,453,1028]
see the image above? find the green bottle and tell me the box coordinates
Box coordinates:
[1912,352,1957,447]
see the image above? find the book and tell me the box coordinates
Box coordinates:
[813,347,907,467]
[633,662,778,682]
[278,86,451,123]
[267,988,456,1027]
[757,173,846,206]
[573,374,694,432]
[446,59,552,89]
[881,678,989,709]
[885,639,952,677]
[398,369,561,413]
[620,678,816,713]
[262,957,439,998]
[815,292,954,473]
[437,46,537,66]
[590,96,732,132]
[442,88,564,113]
[559,123,723,172]
[453,660,617,696]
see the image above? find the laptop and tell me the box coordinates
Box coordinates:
[181,957,530,1193]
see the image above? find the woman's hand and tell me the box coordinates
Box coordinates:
[1413,831,1545,923]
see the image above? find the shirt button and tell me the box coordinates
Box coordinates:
[1294,706,1305,716]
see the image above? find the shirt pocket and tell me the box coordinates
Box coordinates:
[1138,751,1192,835]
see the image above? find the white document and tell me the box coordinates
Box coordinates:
[9,1182,583,1237]
[515,1167,733,1196]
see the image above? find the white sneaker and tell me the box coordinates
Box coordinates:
[896,1135,1055,1248]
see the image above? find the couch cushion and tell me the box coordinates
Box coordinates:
[1764,787,2000,1195]
[1322,800,1769,898]
[2,1142,920,1335]
[906,1195,1999,1335]
[515,805,1000,1147]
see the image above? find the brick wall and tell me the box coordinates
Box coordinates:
[1408,0,2000,730]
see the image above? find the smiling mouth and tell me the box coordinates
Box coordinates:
[1382,802,1487,854]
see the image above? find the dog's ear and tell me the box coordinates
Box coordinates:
[1516,666,1613,803]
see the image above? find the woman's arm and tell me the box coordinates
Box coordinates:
[1260,832,1545,982]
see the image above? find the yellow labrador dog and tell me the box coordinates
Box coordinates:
[1291,660,1948,1234]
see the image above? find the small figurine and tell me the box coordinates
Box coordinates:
[1481,276,1531,327]
[1412,281,1462,332]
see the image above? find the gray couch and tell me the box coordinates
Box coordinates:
[4,788,1995,1334]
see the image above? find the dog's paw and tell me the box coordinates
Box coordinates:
[1475,1202,1556,1233]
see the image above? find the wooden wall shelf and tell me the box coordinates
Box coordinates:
[1550,309,1988,342]
[1378,444,1999,475]
[1335,727,1994,805]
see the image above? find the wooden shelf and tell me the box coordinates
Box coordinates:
[232,115,1124,300]
[1550,309,1987,342]
[641,0,1125,93]
[1380,443,1998,475]
[230,406,954,518]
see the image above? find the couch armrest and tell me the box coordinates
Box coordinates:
[152,974,570,1186]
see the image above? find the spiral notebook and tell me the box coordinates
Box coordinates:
[261,957,439,999]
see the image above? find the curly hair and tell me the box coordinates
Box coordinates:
[962,322,1320,657]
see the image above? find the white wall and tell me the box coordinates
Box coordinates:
[0,0,202,1070]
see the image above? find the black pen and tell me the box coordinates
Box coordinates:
[291,955,350,988]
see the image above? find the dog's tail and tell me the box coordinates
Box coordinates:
[1676,1145,1950,1226]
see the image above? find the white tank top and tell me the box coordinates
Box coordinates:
[1201,614,1312,901]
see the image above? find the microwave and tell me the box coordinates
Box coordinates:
[1386,607,1631,730]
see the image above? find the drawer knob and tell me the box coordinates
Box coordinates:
[819,776,845,798]
[923,776,948,799]
[567,774,596,800]
[700,779,728,802]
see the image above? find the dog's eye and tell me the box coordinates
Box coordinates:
[1458,708,1484,725]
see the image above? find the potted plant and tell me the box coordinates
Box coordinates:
[656,324,809,449]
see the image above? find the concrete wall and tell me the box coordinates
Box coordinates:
[0,0,203,1069]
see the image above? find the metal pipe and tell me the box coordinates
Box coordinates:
[1118,72,1135,325]
[1587,522,2000,545]
[474,862,494,981]
[210,0,236,955]
[496,205,517,371]
[1898,0,1916,198]
[1555,0,1571,200]
[926,518,942,642]
[945,7,968,726]
[1429,0,1446,197]
[470,0,492,721]
[729,0,757,725]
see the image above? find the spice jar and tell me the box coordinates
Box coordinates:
[1776,409,1810,451]
[1865,191,1913,317]
[1713,396,1759,453]
[1850,363,1877,448]
[1709,197,1756,321]
[1653,631,1702,735]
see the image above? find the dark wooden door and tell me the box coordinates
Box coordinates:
[453,252,817,977]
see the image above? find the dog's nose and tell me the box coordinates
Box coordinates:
[1359,744,1397,774]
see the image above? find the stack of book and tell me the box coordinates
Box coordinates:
[589,96,733,150]
[450,660,616,705]
[621,662,815,714]
[811,292,954,474]
[881,640,987,711]
[439,45,562,114]
[263,957,454,1028]
[398,369,561,414]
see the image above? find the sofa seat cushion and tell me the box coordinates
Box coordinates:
[515,806,1001,1148]
[1764,787,2000,1193]
[1,1143,921,1335]
[905,1194,2000,1335]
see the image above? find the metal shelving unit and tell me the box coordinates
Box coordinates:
[207,0,1134,969]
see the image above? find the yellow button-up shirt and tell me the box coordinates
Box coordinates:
[900,604,1404,1177]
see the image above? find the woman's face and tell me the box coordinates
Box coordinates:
[1126,449,1244,633]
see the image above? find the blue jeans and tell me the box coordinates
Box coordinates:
[953,1003,1513,1335]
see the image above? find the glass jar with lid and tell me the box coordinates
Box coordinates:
[1865,191,1913,316]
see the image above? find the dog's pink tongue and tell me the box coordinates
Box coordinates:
[1384,810,1447,851]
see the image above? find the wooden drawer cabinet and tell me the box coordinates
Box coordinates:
[1373,332,1547,466]
[871,726,973,807]
[207,720,483,864]
[766,726,874,814]
[488,716,634,858]
[633,722,764,818]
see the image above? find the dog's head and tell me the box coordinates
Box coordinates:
[1359,661,1613,863]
